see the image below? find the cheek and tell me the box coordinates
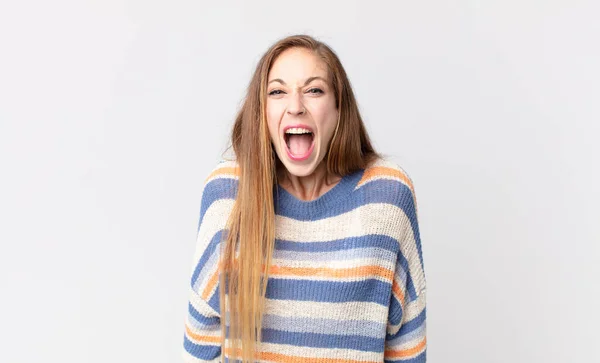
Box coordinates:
[313,104,338,141]
[266,103,282,141]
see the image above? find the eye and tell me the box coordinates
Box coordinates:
[268,89,285,96]
[307,88,324,94]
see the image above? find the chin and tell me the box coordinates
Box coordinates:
[283,164,316,177]
[277,150,323,178]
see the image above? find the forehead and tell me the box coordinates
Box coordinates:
[268,48,328,82]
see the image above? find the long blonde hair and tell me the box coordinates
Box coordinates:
[219,34,380,362]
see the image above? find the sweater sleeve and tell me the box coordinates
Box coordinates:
[384,175,427,363]
[182,178,225,362]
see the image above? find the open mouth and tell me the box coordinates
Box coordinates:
[283,126,315,161]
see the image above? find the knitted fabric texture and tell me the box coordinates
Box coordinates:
[183,157,427,362]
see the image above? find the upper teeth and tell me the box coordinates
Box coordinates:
[285,127,312,134]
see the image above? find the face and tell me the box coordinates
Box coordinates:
[266,47,339,177]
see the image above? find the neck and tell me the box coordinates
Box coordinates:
[277,160,341,201]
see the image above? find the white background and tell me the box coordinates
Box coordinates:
[1,1,598,362]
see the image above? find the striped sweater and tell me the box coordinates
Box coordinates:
[183,157,427,362]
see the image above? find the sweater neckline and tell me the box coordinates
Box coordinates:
[274,167,365,217]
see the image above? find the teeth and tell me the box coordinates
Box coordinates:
[285,127,312,135]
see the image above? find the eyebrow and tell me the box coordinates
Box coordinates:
[268,76,327,86]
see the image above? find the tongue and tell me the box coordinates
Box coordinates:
[288,134,313,156]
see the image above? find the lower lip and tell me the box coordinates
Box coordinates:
[284,136,315,161]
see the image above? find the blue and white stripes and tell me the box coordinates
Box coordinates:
[183,157,427,362]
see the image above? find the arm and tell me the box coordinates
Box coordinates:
[384,177,427,362]
[182,179,225,362]
[183,281,222,362]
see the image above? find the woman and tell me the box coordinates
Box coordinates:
[183,34,427,363]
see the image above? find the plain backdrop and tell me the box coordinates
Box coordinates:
[1,1,598,362]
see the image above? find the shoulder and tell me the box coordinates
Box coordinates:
[203,158,240,185]
[356,156,418,208]
[202,158,240,196]
[196,159,240,229]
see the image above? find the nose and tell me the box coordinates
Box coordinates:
[286,91,305,116]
